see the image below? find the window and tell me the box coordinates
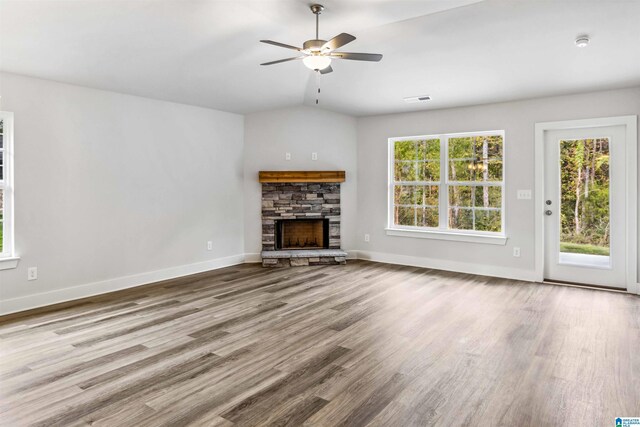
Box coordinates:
[388,131,505,243]
[0,111,16,266]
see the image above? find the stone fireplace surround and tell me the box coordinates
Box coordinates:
[260,172,347,267]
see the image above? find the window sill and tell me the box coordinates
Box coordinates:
[0,257,20,271]
[385,228,507,245]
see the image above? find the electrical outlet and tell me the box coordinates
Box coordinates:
[513,247,521,257]
[364,234,370,242]
[27,267,38,281]
[311,152,318,161]
[285,152,291,161]
[517,189,532,200]
[207,241,213,251]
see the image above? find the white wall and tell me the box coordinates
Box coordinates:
[0,73,245,314]
[356,87,640,281]
[1,73,637,315]
[243,106,357,258]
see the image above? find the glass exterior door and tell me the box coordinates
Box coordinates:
[544,125,626,288]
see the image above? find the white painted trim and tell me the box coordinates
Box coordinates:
[0,111,15,260]
[385,228,507,245]
[345,251,358,260]
[388,130,506,238]
[0,256,19,270]
[0,254,245,316]
[534,115,638,293]
[355,250,537,282]
[243,253,262,263]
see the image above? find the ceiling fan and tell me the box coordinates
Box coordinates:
[260,4,383,74]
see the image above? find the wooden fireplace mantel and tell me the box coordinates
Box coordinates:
[258,170,346,183]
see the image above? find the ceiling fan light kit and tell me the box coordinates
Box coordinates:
[303,55,332,71]
[259,4,383,74]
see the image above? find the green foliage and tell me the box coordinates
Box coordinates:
[559,138,610,249]
[448,135,503,232]
[392,135,503,232]
[393,139,440,228]
[560,242,610,256]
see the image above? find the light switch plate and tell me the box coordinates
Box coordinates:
[517,189,532,200]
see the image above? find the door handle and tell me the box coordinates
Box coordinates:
[545,210,552,216]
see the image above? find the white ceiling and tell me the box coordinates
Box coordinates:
[1,0,639,116]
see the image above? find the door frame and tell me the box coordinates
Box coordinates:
[534,116,638,294]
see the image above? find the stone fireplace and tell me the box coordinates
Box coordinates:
[260,171,347,267]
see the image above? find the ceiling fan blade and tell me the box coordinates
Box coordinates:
[260,56,304,66]
[260,40,302,51]
[322,33,356,52]
[330,52,383,62]
[319,65,333,75]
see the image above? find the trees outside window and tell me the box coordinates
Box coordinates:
[559,138,610,256]
[390,131,504,236]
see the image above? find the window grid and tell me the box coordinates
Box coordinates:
[389,131,505,236]
[0,112,13,258]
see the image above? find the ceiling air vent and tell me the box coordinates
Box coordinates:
[403,95,431,103]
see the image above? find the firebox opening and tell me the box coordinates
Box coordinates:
[275,219,329,250]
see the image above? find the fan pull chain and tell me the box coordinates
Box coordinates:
[315,70,321,105]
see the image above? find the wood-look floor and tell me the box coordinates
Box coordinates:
[0,261,638,426]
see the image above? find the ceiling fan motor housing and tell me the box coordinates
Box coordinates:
[303,39,327,53]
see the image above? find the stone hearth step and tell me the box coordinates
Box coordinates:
[261,249,347,267]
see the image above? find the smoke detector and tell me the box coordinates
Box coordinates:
[575,36,590,48]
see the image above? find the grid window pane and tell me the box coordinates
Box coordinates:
[486,160,502,181]
[395,206,416,226]
[418,207,439,227]
[449,135,504,183]
[449,137,473,159]
[473,186,501,208]
[448,208,473,230]
[416,139,440,161]
[449,185,472,207]
[414,185,439,207]
[475,209,501,232]
[395,161,416,181]
[417,161,439,181]
[392,132,503,234]
[394,140,416,161]
[394,185,415,205]
[473,135,503,160]
[448,160,473,181]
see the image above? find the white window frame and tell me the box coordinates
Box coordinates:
[386,130,507,245]
[0,111,18,270]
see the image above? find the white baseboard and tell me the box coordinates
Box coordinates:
[353,250,538,282]
[243,253,262,263]
[0,254,246,316]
